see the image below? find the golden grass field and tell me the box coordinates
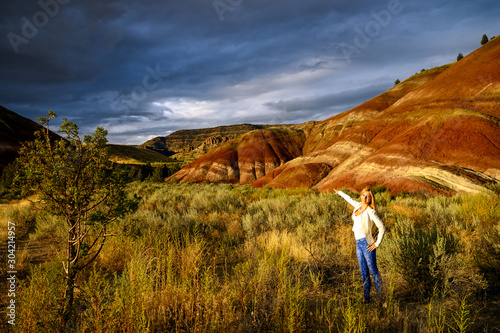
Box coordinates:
[1,182,499,332]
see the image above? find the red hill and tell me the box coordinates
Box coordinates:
[170,38,500,195]
[170,127,306,184]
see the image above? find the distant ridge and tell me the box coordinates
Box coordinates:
[0,106,61,170]
[107,144,179,165]
[139,124,287,153]
[169,37,500,195]
[0,107,183,169]
[138,123,295,163]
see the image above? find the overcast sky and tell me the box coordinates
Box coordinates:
[1,0,499,144]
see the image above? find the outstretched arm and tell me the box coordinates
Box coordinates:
[334,189,359,208]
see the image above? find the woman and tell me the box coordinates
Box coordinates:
[334,188,386,302]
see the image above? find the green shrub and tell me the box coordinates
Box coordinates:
[371,184,387,194]
[242,193,347,237]
[485,182,500,195]
[375,190,392,207]
[16,261,65,332]
[382,218,459,298]
[242,196,302,236]
[481,34,489,45]
[476,219,500,290]
[425,196,462,228]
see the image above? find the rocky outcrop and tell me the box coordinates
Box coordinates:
[197,136,230,154]
[139,124,285,156]
[168,127,306,184]
[203,136,229,146]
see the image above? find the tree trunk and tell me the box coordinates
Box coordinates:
[61,267,77,330]
[61,221,79,331]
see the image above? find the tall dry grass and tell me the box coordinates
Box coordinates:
[5,182,500,332]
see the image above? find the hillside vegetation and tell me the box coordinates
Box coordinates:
[1,182,499,332]
[107,144,181,164]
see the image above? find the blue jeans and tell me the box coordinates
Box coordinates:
[356,238,382,301]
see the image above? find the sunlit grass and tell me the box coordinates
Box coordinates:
[5,182,500,332]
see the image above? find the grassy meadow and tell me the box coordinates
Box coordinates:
[1,182,500,332]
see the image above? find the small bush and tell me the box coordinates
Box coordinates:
[475,219,500,291]
[481,34,489,45]
[371,184,387,194]
[375,190,392,207]
[485,182,500,195]
[16,261,65,332]
[382,218,459,298]
[425,196,462,228]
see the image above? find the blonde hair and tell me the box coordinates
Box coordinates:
[361,187,377,211]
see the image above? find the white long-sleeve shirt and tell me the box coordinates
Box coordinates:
[338,191,386,247]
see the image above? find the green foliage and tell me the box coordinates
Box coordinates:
[242,192,347,237]
[121,182,246,240]
[16,261,65,332]
[15,111,138,324]
[449,296,474,333]
[0,160,23,202]
[427,287,447,333]
[341,274,366,333]
[481,34,489,45]
[382,218,459,298]
[16,111,137,225]
[485,182,500,195]
[119,162,181,183]
[394,79,400,85]
[149,165,164,182]
[375,190,392,207]
[370,184,387,195]
[476,218,500,290]
[457,53,464,61]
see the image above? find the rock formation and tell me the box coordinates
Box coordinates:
[170,127,306,184]
[139,124,285,156]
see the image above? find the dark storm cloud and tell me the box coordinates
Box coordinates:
[0,0,499,144]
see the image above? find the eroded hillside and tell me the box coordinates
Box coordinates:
[170,38,500,195]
